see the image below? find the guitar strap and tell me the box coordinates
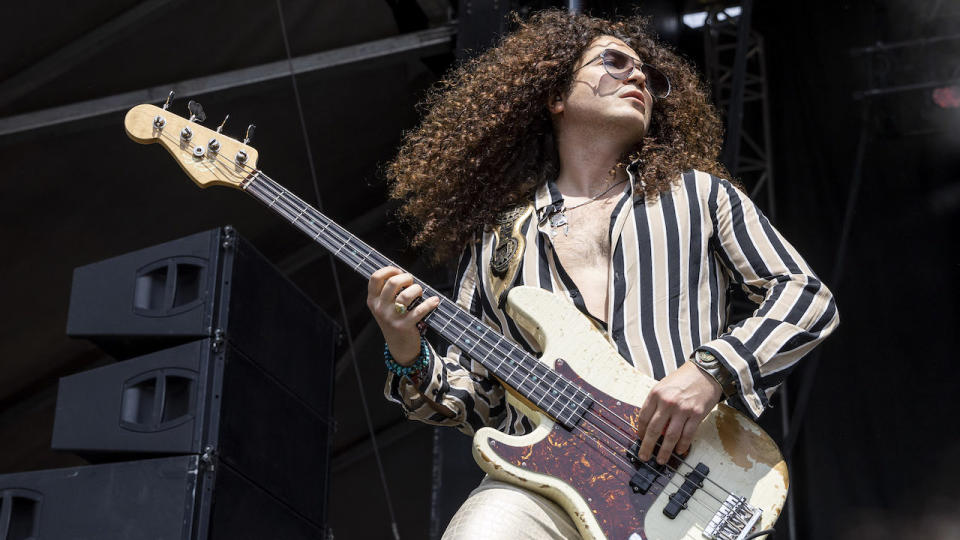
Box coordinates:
[489,202,534,309]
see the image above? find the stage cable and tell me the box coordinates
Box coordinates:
[273,1,403,539]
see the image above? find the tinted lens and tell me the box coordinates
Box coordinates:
[601,50,671,98]
[641,64,671,98]
[601,50,633,78]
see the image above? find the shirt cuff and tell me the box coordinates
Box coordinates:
[693,343,767,419]
[384,342,454,421]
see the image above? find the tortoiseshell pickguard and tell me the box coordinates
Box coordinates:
[489,360,682,539]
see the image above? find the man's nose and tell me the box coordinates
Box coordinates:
[625,65,647,89]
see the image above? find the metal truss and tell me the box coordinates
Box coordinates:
[0,25,455,138]
[703,2,777,220]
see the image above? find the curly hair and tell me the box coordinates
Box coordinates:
[387,9,731,262]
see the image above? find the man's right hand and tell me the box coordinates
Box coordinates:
[367,266,441,366]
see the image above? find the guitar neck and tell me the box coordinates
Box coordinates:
[241,171,584,427]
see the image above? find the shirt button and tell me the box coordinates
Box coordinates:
[569,290,580,298]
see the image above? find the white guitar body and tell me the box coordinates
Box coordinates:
[472,286,788,540]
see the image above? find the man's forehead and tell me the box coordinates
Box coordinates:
[583,36,640,59]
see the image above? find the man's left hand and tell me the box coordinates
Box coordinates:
[635,361,723,465]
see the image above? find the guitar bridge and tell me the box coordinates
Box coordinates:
[702,495,762,540]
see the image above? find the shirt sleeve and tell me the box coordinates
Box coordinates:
[699,174,840,419]
[382,237,508,436]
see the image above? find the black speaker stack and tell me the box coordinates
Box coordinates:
[0,227,338,539]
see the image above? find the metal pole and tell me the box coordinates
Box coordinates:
[720,0,753,172]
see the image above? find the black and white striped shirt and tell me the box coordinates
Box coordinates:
[386,167,839,435]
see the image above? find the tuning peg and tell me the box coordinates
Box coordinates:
[235,123,256,166]
[206,115,230,154]
[162,90,175,111]
[187,100,206,123]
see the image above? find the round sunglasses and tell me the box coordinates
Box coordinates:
[575,48,671,99]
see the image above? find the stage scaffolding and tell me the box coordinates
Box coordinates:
[703,1,777,222]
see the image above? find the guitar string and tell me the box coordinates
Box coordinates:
[236,175,733,515]
[155,131,743,516]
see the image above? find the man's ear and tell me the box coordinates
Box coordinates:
[547,94,564,114]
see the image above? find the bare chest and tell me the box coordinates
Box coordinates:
[549,198,618,319]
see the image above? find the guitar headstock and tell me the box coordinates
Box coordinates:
[124,101,258,190]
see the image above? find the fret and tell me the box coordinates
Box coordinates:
[432,304,454,333]
[547,373,566,416]
[352,247,369,271]
[540,369,571,420]
[292,206,307,223]
[267,191,282,207]
[504,353,524,384]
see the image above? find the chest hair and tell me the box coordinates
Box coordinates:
[551,197,618,273]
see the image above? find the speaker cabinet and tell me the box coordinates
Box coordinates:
[0,456,323,539]
[52,339,329,528]
[66,226,339,416]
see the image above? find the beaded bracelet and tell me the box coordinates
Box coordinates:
[384,336,431,379]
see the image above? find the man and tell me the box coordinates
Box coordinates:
[367,9,838,538]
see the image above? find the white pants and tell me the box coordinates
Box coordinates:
[443,476,582,539]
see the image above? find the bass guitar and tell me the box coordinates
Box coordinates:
[124,101,787,540]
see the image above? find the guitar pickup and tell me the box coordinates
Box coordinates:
[663,463,710,519]
[628,459,664,495]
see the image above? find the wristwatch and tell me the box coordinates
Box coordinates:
[689,350,737,399]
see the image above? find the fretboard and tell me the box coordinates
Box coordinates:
[242,171,591,428]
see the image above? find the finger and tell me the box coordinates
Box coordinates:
[675,415,702,456]
[395,284,424,307]
[637,409,666,462]
[656,416,686,465]
[410,295,441,321]
[636,394,657,440]
[368,266,401,298]
[380,273,414,303]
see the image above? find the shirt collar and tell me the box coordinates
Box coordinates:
[534,179,564,221]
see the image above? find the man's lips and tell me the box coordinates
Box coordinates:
[620,90,646,106]
[620,90,647,110]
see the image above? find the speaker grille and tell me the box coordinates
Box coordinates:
[120,369,197,432]
[133,257,208,317]
[0,488,42,540]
